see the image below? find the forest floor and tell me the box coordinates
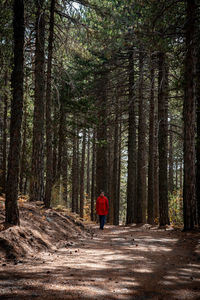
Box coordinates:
[0,197,200,300]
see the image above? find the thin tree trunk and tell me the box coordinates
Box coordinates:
[0,72,8,194]
[176,159,178,190]
[137,50,146,223]
[127,48,137,224]
[154,115,159,221]
[158,52,170,226]
[112,100,119,225]
[72,130,77,213]
[76,127,80,214]
[168,126,174,194]
[86,129,90,197]
[57,104,65,180]
[80,127,86,218]
[30,0,45,202]
[148,55,155,224]
[72,124,79,213]
[53,105,58,184]
[44,0,55,208]
[183,0,196,230]
[108,124,114,224]
[91,129,96,221]
[180,161,183,191]
[96,77,108,197]
[62,138,68,206]
[5,0,24,225]
[19,94,27,194]
[117,115,122,223]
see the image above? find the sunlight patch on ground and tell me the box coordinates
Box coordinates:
[188,263,200,270]
[132,244,172,252]
[133,268,152,273]
[141,237,178,243]
[69,262,109,269]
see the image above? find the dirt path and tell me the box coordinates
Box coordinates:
[0,224,200,300]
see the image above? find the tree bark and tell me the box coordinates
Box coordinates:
[107,124,114,224]
[80,127,86,218]
[62,137,68,206]
[147,55,155,224]
[19,93,27,194]
[117,115,122,222]
[76,127,80,214]
[154,114,159,221]
[158,52,170,226]
[5,0,24,225]
[86,129,90,197]
[168,125,174,194]
[53,105,58,184]
[57,104,65,180]
[196,17,200,228]
[183,0,196,230]
[112,100,119,225]
[96,76,108,197]
[91,129,96,221]
[175,158,178,190]
[72,124,79,213]
[137,50,146,223]
[180,161,183,191]
[44,0,55,208]
[30,0,45,202]
[0,72,8,194]
[126,48,137,224]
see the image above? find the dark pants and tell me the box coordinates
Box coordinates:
[99,215,106,229]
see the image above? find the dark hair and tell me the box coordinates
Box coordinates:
[100,191,104,194]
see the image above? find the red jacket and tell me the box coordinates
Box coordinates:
[96,196,109,216]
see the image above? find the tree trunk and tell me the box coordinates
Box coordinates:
[168,126,174,194]
[126,48,137,224]
[196,21,200,228]
[19,94,27,194]
[72,124,79,213]
[180,161,183,191]
[80,128,86,218]
[86,129,90,197]
[53,105,58,184]
[30,0,45,202]
[44,0,55,208]
[107,124,114,224]
[183,0,196,230]
[147,55,155,224]
[112,100,119,225]
[137,50,146,223]
[76,127,80,214]
[0,72,8,194]
[96,76,108,197]
[5,0,24,225]
[158,52,170,226]
[175,158,178,190]
[154,114,159,221]
[91,129,96,221]
[72,131,77,213]
[62,138,68,206]
[57,104,65,180]
[117,115,122,222]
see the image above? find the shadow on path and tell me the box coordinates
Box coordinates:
[0,224,200,300]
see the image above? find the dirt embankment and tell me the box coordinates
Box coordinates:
[0,196,91,262]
